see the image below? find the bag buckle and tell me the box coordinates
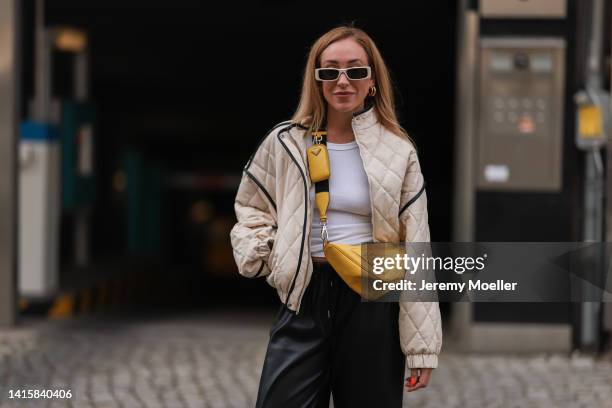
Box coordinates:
[312,130,326,145]
[321,223,329,245]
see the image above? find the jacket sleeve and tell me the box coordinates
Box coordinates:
[229,139,278,279]
[398,147,443,369]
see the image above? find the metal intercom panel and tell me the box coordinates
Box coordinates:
[477,37,565,191]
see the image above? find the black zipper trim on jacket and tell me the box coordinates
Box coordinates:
[244,120,292,171]
[276,124,308,307]
[399,181,426,216]
[352,102,374,118]
[253,259,265,278]
[244,169,277,211]
[244,260,266,279]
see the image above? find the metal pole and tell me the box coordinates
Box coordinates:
[451,0,479,347]
[74,50,90,266]
[581,0,607,350]
[34,0,50,122]
[582,151,604,348]
[0,0,21,327]
[453,0,479,244]
[604,0,612,335]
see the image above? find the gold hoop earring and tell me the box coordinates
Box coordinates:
[368,86,377,97]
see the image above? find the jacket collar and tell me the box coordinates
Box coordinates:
[289,104,378,145]
[351,104,378,132]
[283,104,379,170]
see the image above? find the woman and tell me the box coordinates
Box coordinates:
[230,26,442,407]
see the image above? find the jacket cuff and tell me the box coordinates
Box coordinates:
[405,354,438,369]
[258,260,272,278]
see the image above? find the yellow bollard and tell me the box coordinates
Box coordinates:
[48,294,75,319]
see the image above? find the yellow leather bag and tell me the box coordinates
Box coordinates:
[307,131,405,300]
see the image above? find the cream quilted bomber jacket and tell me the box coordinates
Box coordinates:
[230,107,442,368]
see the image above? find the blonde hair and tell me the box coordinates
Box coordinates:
[292,26,413,145]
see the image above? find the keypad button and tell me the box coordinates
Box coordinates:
[522,98,532,109]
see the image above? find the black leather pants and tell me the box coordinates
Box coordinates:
[255,262,405,408]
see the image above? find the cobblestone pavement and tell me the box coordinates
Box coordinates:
[0,309,611,408]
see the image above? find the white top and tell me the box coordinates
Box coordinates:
[307,138,374,257]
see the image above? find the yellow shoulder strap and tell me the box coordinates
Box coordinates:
[306,130,330,225]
